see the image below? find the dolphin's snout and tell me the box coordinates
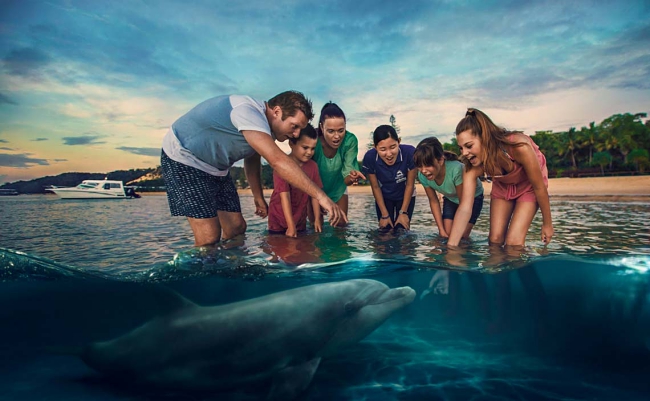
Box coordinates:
[373,286,416,305]
[396,286,417,303]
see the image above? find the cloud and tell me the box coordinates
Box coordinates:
[0,147,13,151]
[0,92,18,105]
[31,138,49,141]
[2,47,52,78]
[0,139,8,143]
[116,146,160,157]
[0,153,49,168]
[62,134,106,145]
[53,158,67,162]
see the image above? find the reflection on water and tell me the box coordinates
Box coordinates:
[1,194,649,277]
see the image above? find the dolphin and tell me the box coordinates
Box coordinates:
[79,279,416,399]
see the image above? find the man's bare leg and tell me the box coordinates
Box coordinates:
[216,211,247,240]
[187,217,222,246]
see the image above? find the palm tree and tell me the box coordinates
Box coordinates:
[555,129,579,170]
[566,127,579,169]
[592,151,612,176]
[599,113,642,167]
[627,149,650,173]
[578,122,598,165]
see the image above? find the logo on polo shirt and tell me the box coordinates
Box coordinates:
[395,170,406,184]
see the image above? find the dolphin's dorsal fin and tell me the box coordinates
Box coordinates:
[268,357,321,400]
[153,286,198,314]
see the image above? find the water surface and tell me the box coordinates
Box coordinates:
[1,193,649,400]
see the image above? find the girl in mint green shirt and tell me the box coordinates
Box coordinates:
[414,137,484,238]
[312,102,365,222]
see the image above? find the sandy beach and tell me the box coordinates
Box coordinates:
[232,175,650,202]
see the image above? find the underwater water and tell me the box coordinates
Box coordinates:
[1,193,650,400]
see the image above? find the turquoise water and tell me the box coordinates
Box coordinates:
[1,193,650,400]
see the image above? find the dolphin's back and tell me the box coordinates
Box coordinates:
[78,279,414,394]
[81,283,349,388]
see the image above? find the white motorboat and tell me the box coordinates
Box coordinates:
[46,179,140,199]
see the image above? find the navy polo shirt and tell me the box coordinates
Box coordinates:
[362,144,416,201]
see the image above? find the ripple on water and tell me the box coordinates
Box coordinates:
[0,194,648,278]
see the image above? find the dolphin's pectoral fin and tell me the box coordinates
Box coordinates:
[153,285,198,314]
[267,357,321,400]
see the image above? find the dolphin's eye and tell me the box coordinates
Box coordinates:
[344,301,360,315]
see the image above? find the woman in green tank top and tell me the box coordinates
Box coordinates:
[312,102,365,224]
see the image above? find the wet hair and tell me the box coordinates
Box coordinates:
[372,125,399,146]
[413,137,458,167]
[289,124,317,145]
[455,108,521,176]
[268,91,314,122]
[316,102,346,136]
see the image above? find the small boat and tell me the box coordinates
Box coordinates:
[46,179,140,199]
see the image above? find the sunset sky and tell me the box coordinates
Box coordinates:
[1,0,649,184]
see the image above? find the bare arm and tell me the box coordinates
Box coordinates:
[311,196,322,232]
[447,167,480,247]
[341,133,366,185]
[511,141,554,244]
[395,168,417,230]
[279,192,296,237]
[243,153,268,218]
[368,173,393,229]
[242,130,347,226]
[424,186,446,236]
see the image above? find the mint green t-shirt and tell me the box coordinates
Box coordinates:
[312,131,360,202]
[418,160,484,204]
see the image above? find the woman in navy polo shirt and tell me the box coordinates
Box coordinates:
[362,125,417,230]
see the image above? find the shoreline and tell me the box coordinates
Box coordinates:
[139,175,650,202]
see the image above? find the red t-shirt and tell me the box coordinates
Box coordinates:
[268,160,322,232]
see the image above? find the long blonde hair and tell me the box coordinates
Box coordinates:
[455,108,522,176]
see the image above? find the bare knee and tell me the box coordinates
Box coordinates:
[188,217,221,247]
[488,234,505,246]
[222,219,246,240]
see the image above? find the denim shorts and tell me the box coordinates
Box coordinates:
[161,150,241,218]
[442,194,484,224]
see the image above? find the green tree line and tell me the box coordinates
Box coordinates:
[510,112,649,177]
[432,112,649,178]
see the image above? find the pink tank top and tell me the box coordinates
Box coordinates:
[490,134,548,202]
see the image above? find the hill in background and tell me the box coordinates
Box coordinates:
[0,164,276,194]
[0,168,158,194]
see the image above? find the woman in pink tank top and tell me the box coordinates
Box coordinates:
[447,108,553,248]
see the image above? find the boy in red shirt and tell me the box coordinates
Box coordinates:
[268,125,323,236]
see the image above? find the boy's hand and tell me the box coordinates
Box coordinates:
[285,226,297,237]
[314,219,323,233]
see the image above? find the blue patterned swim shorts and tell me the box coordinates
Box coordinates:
[161,150,241,218]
